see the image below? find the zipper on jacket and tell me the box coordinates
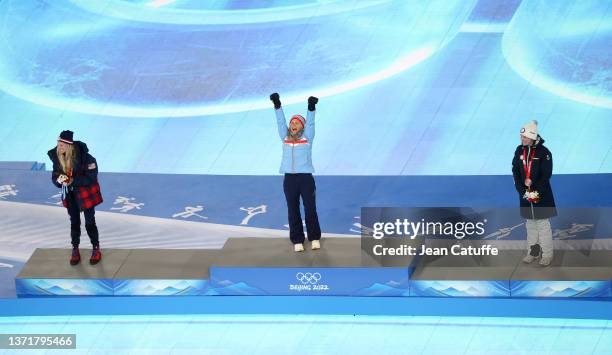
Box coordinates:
[291,144,295,173]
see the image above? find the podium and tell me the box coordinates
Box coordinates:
[15,238,612,298]
[16,249,218,296]
[210,238,414,296]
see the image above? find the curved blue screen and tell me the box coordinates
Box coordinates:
[0,0,610,175]
[503,0,612,109]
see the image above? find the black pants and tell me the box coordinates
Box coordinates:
[66,191,99,248]
[283,173,321,244]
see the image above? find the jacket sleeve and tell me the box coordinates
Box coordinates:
[71,154,98,187]
[511,148,524,195]
[276,108,288,141]
[48,151,62,188]
[51,162,62,188]
[304,110,315,142]
[531,149,552,191]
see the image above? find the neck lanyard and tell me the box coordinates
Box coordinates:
[522,146,536,179]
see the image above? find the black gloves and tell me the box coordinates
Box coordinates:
[270,93,318,111]
[270,93,281,109]
[308,96,318,111]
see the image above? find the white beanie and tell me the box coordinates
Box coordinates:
[520,120,538,140]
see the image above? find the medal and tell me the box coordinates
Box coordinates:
[522,146,536,180]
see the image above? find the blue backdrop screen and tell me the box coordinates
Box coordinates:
[0,0,610,175]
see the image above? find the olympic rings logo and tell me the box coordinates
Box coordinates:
[296,272,321,285]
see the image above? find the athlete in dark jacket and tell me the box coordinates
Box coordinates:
[512,121,556,266]
[48,130,103,265]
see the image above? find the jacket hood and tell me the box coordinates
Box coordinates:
[74,141,89,154]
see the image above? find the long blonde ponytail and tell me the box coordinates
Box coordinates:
[57,145,75,176]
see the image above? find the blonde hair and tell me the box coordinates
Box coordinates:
[57,144,75,176]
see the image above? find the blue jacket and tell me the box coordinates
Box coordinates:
[276,108,315,174]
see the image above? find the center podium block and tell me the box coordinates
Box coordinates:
[209,238,415,296]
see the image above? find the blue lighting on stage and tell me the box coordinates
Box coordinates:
[0,0,474,117]
[0,314,610,353]
[0,0,610,175]
[70,0,397,25]
[502,0,612,109]
[1,4,611,350]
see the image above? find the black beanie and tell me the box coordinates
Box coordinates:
[58,130,74,144]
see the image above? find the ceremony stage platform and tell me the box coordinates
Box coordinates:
[16,248,219,296]
[15,238,612,298]
[210,237,414,296]
[411,249,612,297]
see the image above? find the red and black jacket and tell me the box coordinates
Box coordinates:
[47,141,103,211]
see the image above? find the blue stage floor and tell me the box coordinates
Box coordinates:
[1,295,611,353]
[0,313,610,354]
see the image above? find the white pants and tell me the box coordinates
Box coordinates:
[525,218,553,258]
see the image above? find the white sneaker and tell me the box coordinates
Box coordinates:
[311,240,321,250]
[522,255,536,264]
[539,256,552,266]
[294,243,304,252]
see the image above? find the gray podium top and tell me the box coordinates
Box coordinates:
[215,237,414,268]
[114,249,220,279]
[16,248,131,279]
[17,248,221,280]
[412,249,612,281]
[411,250,524,280]
[16,246,612,282]
[511,250,612,280]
